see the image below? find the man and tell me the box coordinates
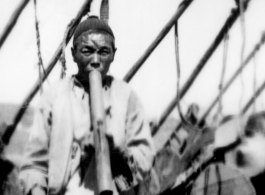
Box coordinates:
[19,17,155,195]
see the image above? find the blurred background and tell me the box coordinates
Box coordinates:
[0,0,265,163]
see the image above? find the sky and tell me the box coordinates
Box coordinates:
[1,0,265,122]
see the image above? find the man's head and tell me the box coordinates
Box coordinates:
[71,17,116,83]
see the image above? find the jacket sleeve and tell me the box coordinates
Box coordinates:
[19,90,53,195]
[125,90,156,185]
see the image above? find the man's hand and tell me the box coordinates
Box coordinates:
[106,135,126,156]
[106,135,133,190]
[31,186,46,195]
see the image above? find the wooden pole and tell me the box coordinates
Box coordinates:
[2,0,93,145]
[198,32,265,123]
[241,79,265,115]
[89,70,113,195]
[0,0,30,49]
[123,0,194,82]
[152,0,251,136]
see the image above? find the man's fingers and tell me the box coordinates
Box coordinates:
[31,187,46,195]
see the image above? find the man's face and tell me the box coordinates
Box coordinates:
[71,31,115,82]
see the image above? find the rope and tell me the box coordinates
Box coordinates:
[33,0,45,92]
[239,0,246,113]
[174,21,200,133]
[60,19,74,79]
[213,34,229,125]
[199,32,265,124]
[240,32,265,114]
[1,0,93,146]
[153,1,251,136]
[252,52,257,112]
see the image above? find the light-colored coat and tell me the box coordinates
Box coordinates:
[19,76,155,195]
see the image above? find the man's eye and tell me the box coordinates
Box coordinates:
[99,50,109,56]
[81,48,92,53]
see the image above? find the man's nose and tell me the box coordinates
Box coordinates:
[91,54,100,68]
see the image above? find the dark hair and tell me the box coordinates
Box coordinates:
[245,111,265,136]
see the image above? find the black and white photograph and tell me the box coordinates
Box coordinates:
[0,0,265,194]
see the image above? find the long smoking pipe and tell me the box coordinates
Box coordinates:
[89,70,113,195]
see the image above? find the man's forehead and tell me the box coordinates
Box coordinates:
[75,32,113,47]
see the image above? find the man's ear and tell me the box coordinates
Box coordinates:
[112,48,117,62]
[71,47,76,62]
